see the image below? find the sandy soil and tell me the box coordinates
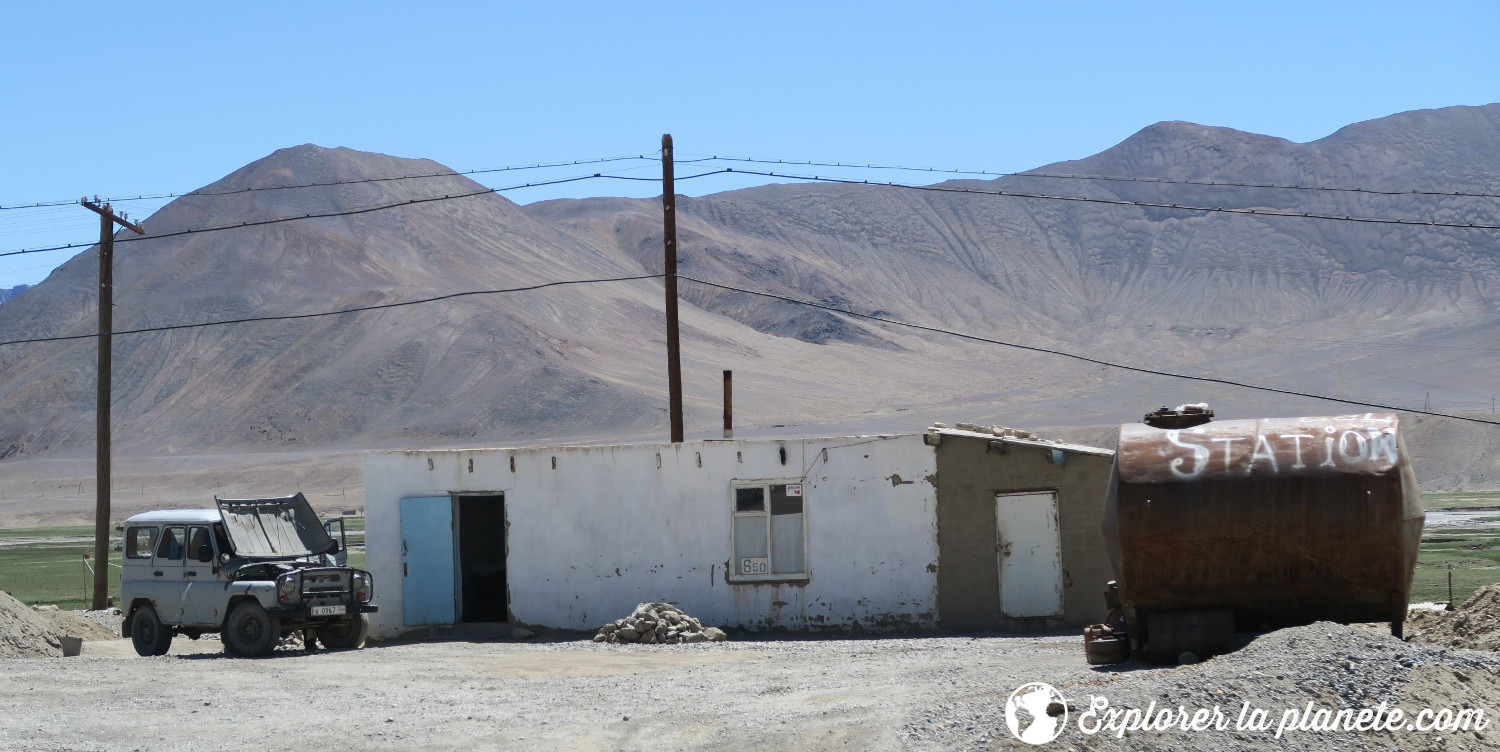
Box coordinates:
[3,624,1498,752]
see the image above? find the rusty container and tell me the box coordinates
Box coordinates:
[1102,413,1424,650]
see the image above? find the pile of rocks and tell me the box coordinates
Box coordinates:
[1407,583,1500,651]
[0,591,63,658]
[593,602,726,645]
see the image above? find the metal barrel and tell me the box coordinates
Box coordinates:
[1103,413,1424,640]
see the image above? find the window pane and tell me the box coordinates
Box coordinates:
[735,487,765,513]
[156,527,185,561]
[126,527,156,559]
[733,516,768,575]
[771,513,804,574]
[187,526,211,560]
[770,485,803,515]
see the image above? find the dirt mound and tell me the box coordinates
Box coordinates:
[32,608,120,641]
[0,591,63,658]
[1406,583,1500,651]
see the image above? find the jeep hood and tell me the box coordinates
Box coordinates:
[216,493,335,559]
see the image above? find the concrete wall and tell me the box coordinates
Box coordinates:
[934,433,1115,629]
[363,435,939,639]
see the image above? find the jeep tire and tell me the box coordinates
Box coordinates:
[222,601,281,657]
[316,614,368,650]
[130,604,173,657]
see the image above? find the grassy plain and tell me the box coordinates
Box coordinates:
[1,500,1494,611]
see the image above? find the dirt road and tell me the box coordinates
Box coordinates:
[3,626,1497,751]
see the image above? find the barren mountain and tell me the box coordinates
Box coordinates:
[2,105,1499,525]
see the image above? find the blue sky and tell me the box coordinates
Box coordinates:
[2,1,1497,286]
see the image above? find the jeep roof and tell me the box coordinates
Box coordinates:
[123,509,224,525]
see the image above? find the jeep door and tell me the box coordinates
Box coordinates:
[150,525,188,622]
[181,525,224,626]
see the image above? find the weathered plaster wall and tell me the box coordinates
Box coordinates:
[363,435,938,638]
[934,434,1115,629]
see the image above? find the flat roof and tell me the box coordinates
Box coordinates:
[930,427,1116,457]
[123,509,221,525]
[367,425,1115,458]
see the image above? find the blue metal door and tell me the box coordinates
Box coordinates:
[400,496,456,626]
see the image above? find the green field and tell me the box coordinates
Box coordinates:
[1414,492,1500,604]
[0,520,365,612]
[1423,491,1500,509]
[2,500,1495,612]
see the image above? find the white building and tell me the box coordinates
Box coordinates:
[362,427,1115,640]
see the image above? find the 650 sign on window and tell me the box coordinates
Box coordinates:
[731,483,806,580]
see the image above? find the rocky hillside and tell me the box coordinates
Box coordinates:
[1,106,1498,489]
[0,284,27,307]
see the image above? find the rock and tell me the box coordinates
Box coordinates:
[592,633,607,643]
[510,627,535,640]
[683,632,708,643]
[616,628,639,641]
[704,627,727,642]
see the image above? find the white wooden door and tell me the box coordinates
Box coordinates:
[996,491,1064,618]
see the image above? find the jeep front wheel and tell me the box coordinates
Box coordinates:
[130,604,172,657]
[316,614,369,650]
[222,602,280,657]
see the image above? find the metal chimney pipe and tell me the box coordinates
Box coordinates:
[723,370,733,439]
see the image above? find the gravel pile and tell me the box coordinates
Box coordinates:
[1407,584,1500,652]
[905,621,1500,751]
[592,602,727,644]
[32,607,121,641]
[0,591,62,658]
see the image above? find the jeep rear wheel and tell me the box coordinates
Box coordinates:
[316,614,368,650]
[222,602,280,657]
[130,604,172,657]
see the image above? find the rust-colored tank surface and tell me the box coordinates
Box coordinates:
[1102,413,1424,632]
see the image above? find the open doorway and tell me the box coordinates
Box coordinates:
[456,494,507,622]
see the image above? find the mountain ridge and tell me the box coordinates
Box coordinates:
[2,105,1498,498]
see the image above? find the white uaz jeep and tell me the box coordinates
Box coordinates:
[119,493,377,657]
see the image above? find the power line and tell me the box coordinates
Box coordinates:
[688,155,1500,200]
[4,263,1493,425]
[714,168,1500,231]
[0,155,658,211]
[0,168,730,260]
[0,273,665,347]
[675,274,1500,427]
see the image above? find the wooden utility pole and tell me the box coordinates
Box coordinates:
[82,198,144,610]
[662,135,684,442]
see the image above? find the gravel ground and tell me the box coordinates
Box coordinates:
[2,622,1497,752]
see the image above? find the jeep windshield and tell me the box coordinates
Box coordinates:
[216,493,336,560]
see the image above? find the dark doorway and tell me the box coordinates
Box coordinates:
[457,494,507,622]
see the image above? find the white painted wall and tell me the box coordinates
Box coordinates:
[362,435,939,639]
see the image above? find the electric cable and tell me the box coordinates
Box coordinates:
[0,273,665,347]
[0,169,727,260]
[711,169,1500,231]
[687,155,1500,200]
[676,273,1500,426]
[0,155,658,211]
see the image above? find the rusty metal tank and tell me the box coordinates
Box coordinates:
[1102,412,1424,653]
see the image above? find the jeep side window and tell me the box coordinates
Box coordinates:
[213,523,233,558]
[156,526,186,561]
[125,527,157,559]
[187,526,213,562]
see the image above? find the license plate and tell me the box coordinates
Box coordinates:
[311,605,346,616]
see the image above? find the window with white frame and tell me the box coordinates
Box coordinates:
[731,482,806,580]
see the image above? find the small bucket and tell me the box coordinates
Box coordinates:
[59,636,83,657]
